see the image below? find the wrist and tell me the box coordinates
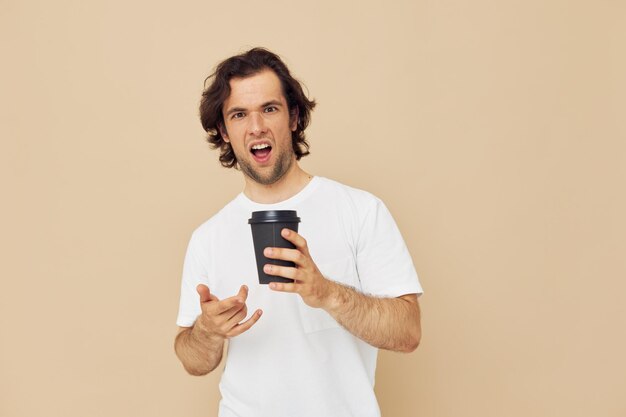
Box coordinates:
[322,280,350,315]
[192,317,224,345]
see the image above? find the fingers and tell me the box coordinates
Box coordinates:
[280,228,309,254]
[226,309,263,338]
[236,285,249,302]
[223,302,247,322]
[198,285,248,302]
[263,263,298,280]
[196,284,216,303]
[263,247,306,266]
[211,296,245,315]
[221,286,251,322]
[268,281,298,293]
[263,229,310,268]
[195,284,262,338]
[200,285,247,314]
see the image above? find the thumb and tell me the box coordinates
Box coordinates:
[196,284,212,303]
[237,284,249,301]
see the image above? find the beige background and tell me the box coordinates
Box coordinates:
[1,0,625,416]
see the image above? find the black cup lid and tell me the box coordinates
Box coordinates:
[248,210,301,224]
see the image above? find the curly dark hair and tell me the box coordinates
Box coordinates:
[199,48,317,168]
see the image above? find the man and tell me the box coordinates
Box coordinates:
[175,47,423,417]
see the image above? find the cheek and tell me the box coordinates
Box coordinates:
[224,123,244,141]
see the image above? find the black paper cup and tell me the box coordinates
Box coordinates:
[248,210,301,284]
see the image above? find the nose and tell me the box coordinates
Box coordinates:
[248,112,267,136]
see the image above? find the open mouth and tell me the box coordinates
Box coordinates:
[250,143,272,163]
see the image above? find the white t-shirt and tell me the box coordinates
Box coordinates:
[177,177,423,417]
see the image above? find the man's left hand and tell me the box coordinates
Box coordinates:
[263,228,333,309]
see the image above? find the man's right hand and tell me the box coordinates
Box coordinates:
[194,284,262,340]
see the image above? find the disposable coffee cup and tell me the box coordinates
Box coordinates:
[248,210,301,284]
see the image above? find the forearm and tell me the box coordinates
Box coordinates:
[174,322,225,376]
[324,282,421,353]
[261,230,421,351]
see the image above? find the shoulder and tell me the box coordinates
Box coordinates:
[312,178,389,244]
[315,176,383,214]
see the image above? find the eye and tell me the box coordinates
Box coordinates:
[231,112,245,120]
[264,106,277,113]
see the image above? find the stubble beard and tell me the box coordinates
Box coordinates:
[237,145,294,186]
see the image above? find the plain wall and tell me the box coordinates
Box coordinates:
[1,1,625,416]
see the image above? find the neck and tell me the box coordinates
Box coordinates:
[243,162,313,204]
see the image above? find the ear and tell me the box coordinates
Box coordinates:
[289,107,299,132]
[218,122,230,142]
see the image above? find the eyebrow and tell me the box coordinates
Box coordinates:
[224,100,284,116]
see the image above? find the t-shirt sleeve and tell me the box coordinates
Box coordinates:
[355,198,423,298]
[176,230,207,327]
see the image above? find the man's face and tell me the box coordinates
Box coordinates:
[221,69,298,186]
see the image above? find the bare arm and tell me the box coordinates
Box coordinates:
[325,286,420,352]
[174,325,225,376]
[264,229,421,353]
[174,284,262,376]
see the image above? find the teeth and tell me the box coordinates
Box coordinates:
[251,144,270,150]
